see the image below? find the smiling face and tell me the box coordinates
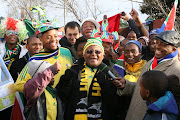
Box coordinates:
[39,29,59,52]
[65,27,80,45]
[124,43,141,64]
[155,39,176,60]
[82,21,96,39]
[26,36,43,57]
[4,28,18,45]
[83,45,104,68]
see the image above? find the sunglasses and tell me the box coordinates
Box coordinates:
[6,30,18,36]
[86,50,101,54]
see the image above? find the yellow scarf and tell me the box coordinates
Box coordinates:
[74,62,102,120]
[124,60,146,82]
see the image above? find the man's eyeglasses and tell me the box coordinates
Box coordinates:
[6,30,18,36]
[86,50,101,54]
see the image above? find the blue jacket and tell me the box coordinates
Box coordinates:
[143,91,178,120]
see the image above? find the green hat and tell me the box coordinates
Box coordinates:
[24,19,35,37]
[30,5,59,38]
[83,37,104,55]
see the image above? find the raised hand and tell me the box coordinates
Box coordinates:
[53,61,62,72]
[120,11,130,21]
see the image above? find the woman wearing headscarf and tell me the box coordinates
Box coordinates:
[56,38,122,120]
[123,40,146,83]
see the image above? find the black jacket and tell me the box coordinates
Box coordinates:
[59,36,79,62]
[56,59,118,120]
[10,52,29,81]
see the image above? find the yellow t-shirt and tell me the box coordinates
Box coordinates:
[44,89,57,120]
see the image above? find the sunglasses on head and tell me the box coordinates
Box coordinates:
[6,30,18,36]
[86,50,101,54]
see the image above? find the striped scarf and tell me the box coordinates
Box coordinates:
[148,49,178,71]
[74,62,102,120]
[29,49,59,62]
[3,43,20,70]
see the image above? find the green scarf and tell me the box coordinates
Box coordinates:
[3,43,20,70]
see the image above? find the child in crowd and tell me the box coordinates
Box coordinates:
[167,74,180,119]
[140,70,179,120]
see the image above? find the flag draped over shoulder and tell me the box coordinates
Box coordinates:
[11,92,25,120]
[99,13,121,32]
[159,0,178,32]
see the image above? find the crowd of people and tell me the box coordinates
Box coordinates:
[0,7,180,120]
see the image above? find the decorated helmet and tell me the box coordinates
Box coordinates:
[25,5,59,38]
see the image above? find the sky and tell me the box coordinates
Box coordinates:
[0,0,148,27]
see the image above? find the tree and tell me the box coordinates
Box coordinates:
[3,0,47,20]
[3,0,105,26]
[140,0,180,30]
[46,0,104,23]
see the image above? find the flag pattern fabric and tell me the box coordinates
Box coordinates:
[113,54,125,77]
[113,42,120,53]
[145,16,153,25]
[11,92,25,120]
[159,0,178,32]
[98,13,121,32]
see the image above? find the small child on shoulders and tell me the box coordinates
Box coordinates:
[139,70,178,120]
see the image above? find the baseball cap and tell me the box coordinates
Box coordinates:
[149,28,161,37]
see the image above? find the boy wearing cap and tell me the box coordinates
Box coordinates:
[116,30,180,120]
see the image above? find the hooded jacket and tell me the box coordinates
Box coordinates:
[143,91,178,120]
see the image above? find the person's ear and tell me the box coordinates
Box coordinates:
[173,46,177,52]
[39,36,43,42]
[103,54,105,59]
[26,44,28,49]
[146,89,150,98]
